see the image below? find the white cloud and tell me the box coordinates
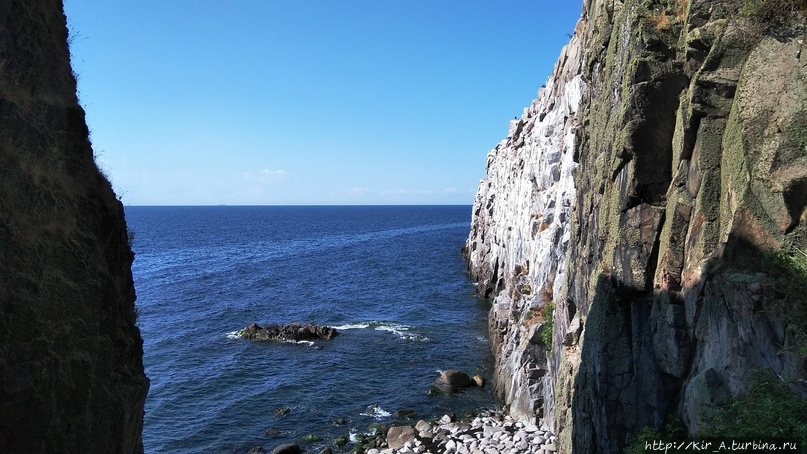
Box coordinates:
[259,168,288,177]
[241,168,293,181]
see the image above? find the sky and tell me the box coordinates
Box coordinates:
[64,1,582,206]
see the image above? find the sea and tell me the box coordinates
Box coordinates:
[124,205,497,454]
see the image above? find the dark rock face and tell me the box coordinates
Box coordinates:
[466,0,807,452]
[0,1,148,452]
[238,322,338,341]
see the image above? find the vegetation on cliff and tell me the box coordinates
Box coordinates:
[466,0,807,452]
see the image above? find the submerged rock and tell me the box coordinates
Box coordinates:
[238,322,338,342]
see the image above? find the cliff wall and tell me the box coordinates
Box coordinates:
[466,0,807,452]
[0,1,148,452]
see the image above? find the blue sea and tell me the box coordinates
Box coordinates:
[125,205,496,453]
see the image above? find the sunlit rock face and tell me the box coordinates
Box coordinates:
[464,23,587,426]
[467,0,807,452]
[0,1,148,452]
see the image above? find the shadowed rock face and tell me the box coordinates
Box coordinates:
[0,1,148,452]
[466,0,807,452]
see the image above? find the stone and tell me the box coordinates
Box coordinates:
[532,436,546,445]
[434,370,474,392]
[415,420,432,432]
[386,426,417,450]
[439,413,456,424]
[271,444,301,454]
[396,409,417,418]
[472,375,486,387]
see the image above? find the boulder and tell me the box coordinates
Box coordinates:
[271,444,301,454]
[433,369,474,392]
[386,426,417,450]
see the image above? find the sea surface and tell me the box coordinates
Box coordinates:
[125,205,496,453]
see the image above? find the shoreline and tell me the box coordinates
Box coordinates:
[264,409,556,454]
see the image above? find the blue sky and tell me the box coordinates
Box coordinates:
[64,1,582,205]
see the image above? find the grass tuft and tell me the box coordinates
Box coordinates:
[740,0,807,23]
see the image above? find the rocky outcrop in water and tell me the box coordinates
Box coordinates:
[466,0,807,452]
[0,1,149,452]
[238,322,338,341]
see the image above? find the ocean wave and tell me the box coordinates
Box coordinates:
[360,404,392,419]
[331,323,371,330]
[334,321,430,342]
[375,323,431,342]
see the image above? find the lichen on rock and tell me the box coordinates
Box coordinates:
[466,0,807,452]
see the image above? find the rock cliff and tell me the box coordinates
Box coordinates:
[466,0,807,452]
[0,1,148,452]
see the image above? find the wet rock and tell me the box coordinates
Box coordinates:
[396,409,417,419]
[239,322,338,341]
[270,443,301,454]
[433,370,474,392]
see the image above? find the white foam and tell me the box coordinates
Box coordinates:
[400,333,431,342]
[332,323,370,330]
[360,404,391,419]
[374,323,410,333]
[375,323,430,342]
[226,331,241,339]
[332,321,429,341]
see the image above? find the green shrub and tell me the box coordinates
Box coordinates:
[625,426,663,454]
[702,372,807,440]
[625,421,685,454]
[769,245,807,297]
[767,244,807,359]
[539,302,554,348]
[740,0,807,23]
